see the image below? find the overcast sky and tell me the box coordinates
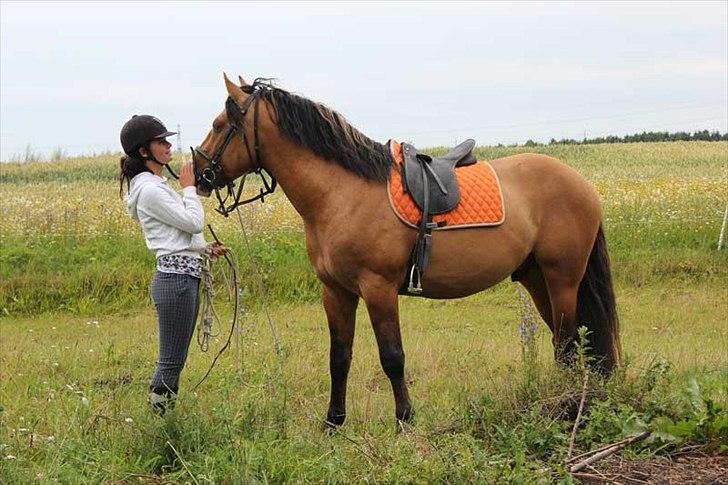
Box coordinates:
[1,0,726,160]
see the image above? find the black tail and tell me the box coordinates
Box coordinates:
[577,225,621,373]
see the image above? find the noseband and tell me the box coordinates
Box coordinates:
[192,87,277,216]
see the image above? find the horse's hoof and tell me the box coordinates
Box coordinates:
[395,407,415,428]
[322,412,346,434]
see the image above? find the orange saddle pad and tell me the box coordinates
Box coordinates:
[387,140,505,229]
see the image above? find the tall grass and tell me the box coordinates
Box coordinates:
[1,142,726,316]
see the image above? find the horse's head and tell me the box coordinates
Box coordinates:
[191,73,276,214]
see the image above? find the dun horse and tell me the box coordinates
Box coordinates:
[192,75,620,425]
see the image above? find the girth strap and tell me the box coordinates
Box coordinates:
[407,156,441,294]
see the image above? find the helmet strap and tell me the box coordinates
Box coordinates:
[141,143,180,180]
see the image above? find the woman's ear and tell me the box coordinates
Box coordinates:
[138,146,148,158]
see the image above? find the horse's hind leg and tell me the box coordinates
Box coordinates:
[360,276,412,423]
[518,262,553,331]
[323,284,359,427]
[540,260,586,364]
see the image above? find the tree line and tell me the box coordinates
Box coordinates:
[518,130,727,147]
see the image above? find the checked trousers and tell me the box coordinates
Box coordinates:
[149,271,200,393]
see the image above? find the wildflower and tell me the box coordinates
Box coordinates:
[124,417,133,424]
[81,397,89,406]
[47,436,55,443]
[5,455,16,460]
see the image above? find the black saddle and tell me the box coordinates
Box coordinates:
[401,139,476,214]
[399,139,477,294]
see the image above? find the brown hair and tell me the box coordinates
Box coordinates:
[118,147,151,196]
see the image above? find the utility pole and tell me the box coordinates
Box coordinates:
[176,124,182,153]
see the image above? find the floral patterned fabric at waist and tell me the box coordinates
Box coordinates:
[157,254,202,279]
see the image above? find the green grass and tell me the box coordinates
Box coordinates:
[1,283,726,482]
[1,141,727,482]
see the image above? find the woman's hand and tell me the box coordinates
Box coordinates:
[180,161,195,188]
[207,241,228,258]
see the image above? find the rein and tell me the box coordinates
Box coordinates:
[191,85,277,217]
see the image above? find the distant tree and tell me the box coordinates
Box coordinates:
[537,129,727,146]
[24,144,39,163]
[51,146,67,161]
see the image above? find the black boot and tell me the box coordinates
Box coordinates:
[148,386,177,416]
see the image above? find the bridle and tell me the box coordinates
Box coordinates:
[191,85,277,216]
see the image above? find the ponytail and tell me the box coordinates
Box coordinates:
[118,153,152,197]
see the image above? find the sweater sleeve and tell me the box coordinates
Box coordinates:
[138,185,205,234]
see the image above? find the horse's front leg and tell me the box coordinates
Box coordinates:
[322,284,359,428]
[361,277,413,423]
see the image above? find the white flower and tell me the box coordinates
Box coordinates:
[46,436,55,443]
[124,417,133,424]
[5,455,16,460]
[81,397,89,406]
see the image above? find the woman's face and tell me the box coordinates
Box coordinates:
[149,138,173,164]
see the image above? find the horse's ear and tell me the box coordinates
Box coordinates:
[224,72,245,102]
[238,75,249,88]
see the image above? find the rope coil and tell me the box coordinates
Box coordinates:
[191,214,283,392]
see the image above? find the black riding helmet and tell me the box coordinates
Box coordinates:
[120,115,177,157]
[120,115,179,178]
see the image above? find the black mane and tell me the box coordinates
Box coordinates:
[252,79,393,182]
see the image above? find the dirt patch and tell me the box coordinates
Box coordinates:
[575,452,728,484]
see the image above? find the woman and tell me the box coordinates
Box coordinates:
[119,114,225,414]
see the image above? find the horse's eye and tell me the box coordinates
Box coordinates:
[212,123,223,134]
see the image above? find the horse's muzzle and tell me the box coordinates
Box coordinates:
[190,146,217,197]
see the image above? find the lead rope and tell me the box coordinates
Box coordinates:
[191,210,285,392]
[234,206,288,420]
[197,254,221,352]
[234,207,283,355]
[191,225,240,392]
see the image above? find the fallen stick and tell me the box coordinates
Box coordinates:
[567,432,647,464]
[568,431,651,473]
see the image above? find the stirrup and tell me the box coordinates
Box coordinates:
[407,265,423,294]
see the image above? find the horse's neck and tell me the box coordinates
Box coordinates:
[263,145,362,224]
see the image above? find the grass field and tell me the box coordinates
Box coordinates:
[1,142,726,482]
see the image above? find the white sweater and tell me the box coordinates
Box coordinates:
[125,172,207,259]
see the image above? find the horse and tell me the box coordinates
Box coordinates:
[191,74,621,426]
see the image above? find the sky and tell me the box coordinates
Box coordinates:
[1,0,726,161]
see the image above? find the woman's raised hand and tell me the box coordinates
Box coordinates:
[180,161,195,188]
